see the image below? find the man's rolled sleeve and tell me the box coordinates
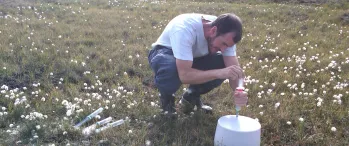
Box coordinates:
[222,44,237,56]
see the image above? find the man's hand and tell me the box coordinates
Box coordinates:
[234,90,248,107]
[217,65,244,80]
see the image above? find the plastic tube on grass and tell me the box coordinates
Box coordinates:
[74,107,103,128]
[96,117,113,126]
[95,119,125,133]
[82,117,113,136]
[235,78,245,117]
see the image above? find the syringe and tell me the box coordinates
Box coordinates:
[74,107,103,128]
[82,116,113,136]
[95,119,125,133]
[235,78,245,117]
[96,117,113,126]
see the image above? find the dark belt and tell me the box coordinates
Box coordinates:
[153,45,171,50]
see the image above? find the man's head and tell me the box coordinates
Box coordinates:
[207,13,243,54]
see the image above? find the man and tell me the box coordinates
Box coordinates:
[148,13,248,117]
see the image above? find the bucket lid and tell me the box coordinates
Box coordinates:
[218,115,261,132]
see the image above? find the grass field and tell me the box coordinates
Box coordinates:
[0,0,348,145]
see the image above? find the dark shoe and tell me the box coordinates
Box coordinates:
[179,90,213,114]
[160,95,177,119]
[178,97,195,114]
[160,111,177,119]
[195,98,213,114]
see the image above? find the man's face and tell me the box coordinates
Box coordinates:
[208,32,235,54]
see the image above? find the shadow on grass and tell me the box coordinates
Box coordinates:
[147,111,220,146]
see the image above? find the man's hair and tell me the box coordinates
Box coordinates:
[211,13,243,43]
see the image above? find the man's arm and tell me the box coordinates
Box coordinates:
[223,56,242,90]
[176,59,221,84]
[176,57,243,85]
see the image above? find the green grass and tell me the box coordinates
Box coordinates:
[0,0,348,145]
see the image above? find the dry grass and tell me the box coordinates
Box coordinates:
[0,0,348,145]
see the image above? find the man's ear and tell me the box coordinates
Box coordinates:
[210,26,217,37]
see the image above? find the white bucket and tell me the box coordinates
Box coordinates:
[214,115,261,146]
